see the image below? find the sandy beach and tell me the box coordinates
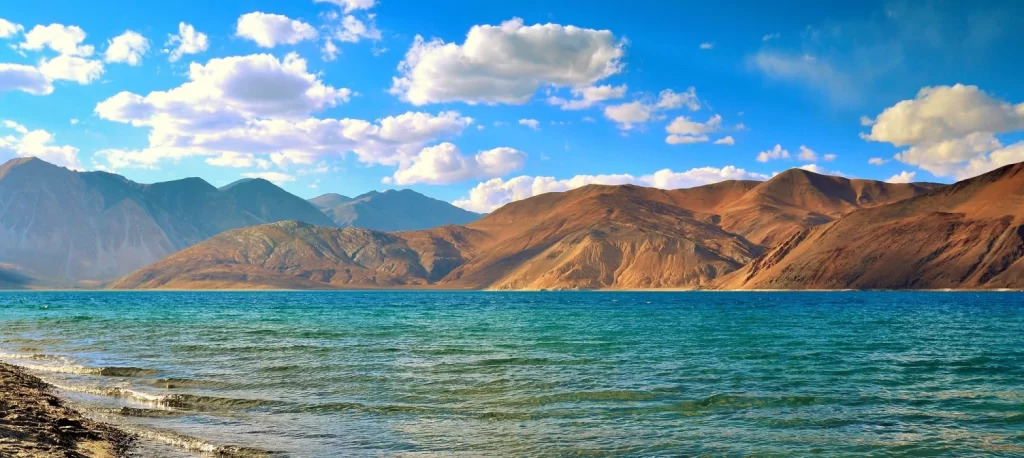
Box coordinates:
[0,362,132,457]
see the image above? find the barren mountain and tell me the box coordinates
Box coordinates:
[109,221,481,289]
[310,189,481,231]
[111,165,951,290]
[0,158,335,282]
[715,162,1024,290]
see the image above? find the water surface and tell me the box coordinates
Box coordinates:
[0,292,1022,456]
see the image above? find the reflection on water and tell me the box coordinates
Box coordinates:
[0,291,1022,456]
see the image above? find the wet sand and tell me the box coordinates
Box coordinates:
[0,362,132,457]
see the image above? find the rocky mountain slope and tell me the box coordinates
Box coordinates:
[0,158,334,282]
[113,168,942,290]
[715,162,1024,290]
[310,189,481,231]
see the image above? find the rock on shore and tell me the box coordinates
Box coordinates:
[0,362,131,457]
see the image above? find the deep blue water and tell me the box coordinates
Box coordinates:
[1,292,1022,456]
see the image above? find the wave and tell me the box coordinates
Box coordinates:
[145,377,228,389]
[50,382,273,411]
[100,406,184,418]
[122,425,281,458]
[18,363,158,377]
[0,352,67,361]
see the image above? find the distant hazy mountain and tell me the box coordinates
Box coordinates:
[309,189,481,231]
[0,157,335,282]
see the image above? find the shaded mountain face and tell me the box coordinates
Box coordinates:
[0,158,335,282]
[114,168,941,290]
[310,189,481,231]
[715,162,1024,290]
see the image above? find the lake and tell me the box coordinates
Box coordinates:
[1,291,1022,456]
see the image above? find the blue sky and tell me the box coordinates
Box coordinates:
[1,0,1022,211]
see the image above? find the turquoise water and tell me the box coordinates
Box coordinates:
[1,292,1022,456]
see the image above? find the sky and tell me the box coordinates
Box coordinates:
[1,0,1023,212]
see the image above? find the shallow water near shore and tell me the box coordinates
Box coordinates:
[1,291,1022,456]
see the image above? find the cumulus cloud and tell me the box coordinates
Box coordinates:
[38,55,104,84]
[0,63,53,95]
[797,164,844,176]
[604,87,701,130]
[334,14,380,43]
[762,32,780,41]
[665,114,721,145]
[756,144,790,162]
[453,165,770,212]
[314,0,376,13]
[546,84,627,110]
[391,143,526,185]
[713,136,735,146]
[236,12,318,48]
[868,157,888,165]
[390,18,625,105]
[886,171,917,183]
[864,84,1024,179]
[862,84,1024,146]
[518,119,539,130]
[165,22,209,62]
[699,42,713,50]
[19,24,94,56]
[0,18,23,38]
[0,120,81,169]
[797,145,818,161]
[104,30,149,65]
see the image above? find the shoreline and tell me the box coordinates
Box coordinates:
[0,362,132,457]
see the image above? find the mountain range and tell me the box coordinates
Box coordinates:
[0,158,478,284]
[6,156,1023,290]
[113,164,1024,291]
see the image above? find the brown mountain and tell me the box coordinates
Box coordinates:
[0,158,335,282]
[109,221,483,289]
[309,189,481,231]
[715,162,1024,290]
[113,169,939,290]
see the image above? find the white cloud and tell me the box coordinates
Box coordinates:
[868,157,888,165]
[453,165,769,212]
[797,145,817,161]
[863,84,1024,180]
[762,32,780,41]
[314,0,376,13]
[104,30,149,65]
[205,152,265,168]
[236,12,318,48]
[321,37,340,61]
[862,84,1024,146]
[713,136,735,146]
[655,87,700,111]
[0,120,81,169]
[665,114,721,145]
[38,55,104,84]
[699,42,713,50]
[582,116,595,123]
[798,164,844,176]
[751,51,856,106]
[0,18,23,38]
[19,24,94,56]
[0,63,53,95]
[603,101,652,130]
[886,171,916,183]
[334,14,380,43]
[518,118,539,130]
[546,84,627,110]
[605,87,701,130]
[391,17,625,105]
[823,153,837,161]
[756,144,790,162]
[391,142,526,185]
[69,118,79,125]
[166,22,208,62]
[242,171,295,184]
